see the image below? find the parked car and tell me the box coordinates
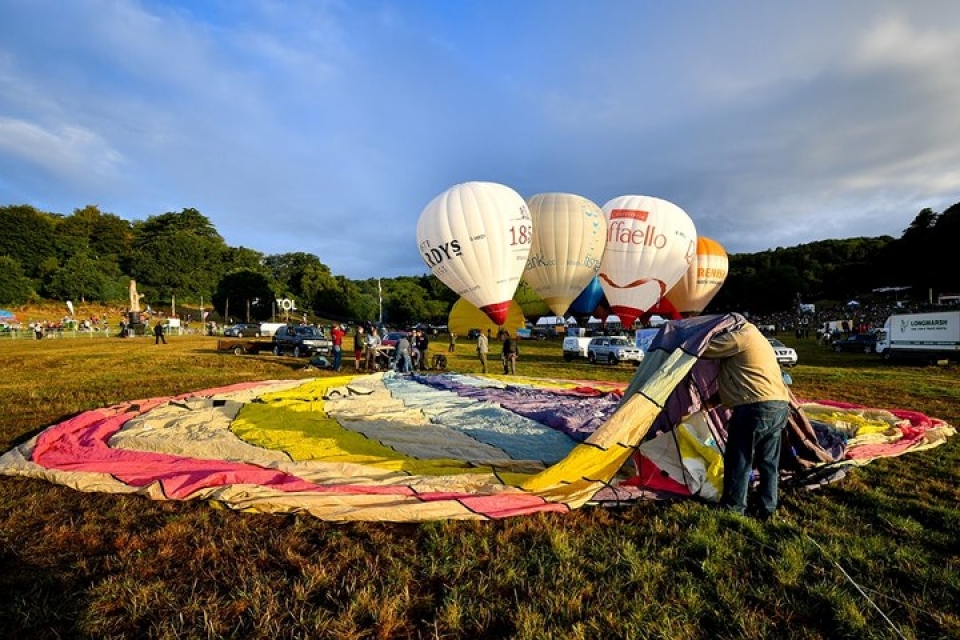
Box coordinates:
[767,338,798,367]
[380,331,408,348]
[833,333,878,354]
[530,327,556,340]
[271,325,332,357]
[587,336,644,365]
[223,323,261,337]
[466,328,482,340]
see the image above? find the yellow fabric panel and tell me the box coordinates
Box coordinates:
[800,403,902,435]
[521,350,698,505]
[520,392,660,494]
[256,375,364,411]
[232,402,493,477]
[676,419,724,497]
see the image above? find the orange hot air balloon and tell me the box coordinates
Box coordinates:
[663,237,728,316]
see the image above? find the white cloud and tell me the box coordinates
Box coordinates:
[1,0,959,276]
[0,117,124,180]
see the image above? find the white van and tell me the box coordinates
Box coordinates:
[876,311,960,362]
[257,322,287,337]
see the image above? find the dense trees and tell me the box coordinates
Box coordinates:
[0,205,57,279]
[1,200,957,319]
[713,236,895,313]
[0,256,32,305]
[212,270,275,323]
[128,208,228,302]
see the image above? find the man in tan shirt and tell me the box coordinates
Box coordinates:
[703,317,790,519]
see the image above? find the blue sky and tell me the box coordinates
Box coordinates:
[2,0,959,279]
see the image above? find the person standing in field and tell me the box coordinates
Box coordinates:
[364,326,381,371]
[393,332,413,373]
[153,321,167,344]
[448,332,456,352]
[414,329,430,370]
[702,317,790,520]
[501,330,518,375]
[330,324,345,372]
[476,330,488,373]
[353,325,365,371]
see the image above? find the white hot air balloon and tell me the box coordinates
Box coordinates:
[597,195,697,329]
[417,182,533,326]
[523,193,607,318]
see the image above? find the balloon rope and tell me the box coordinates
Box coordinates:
[802,532,908,640]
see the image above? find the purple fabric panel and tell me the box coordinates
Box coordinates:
[413,375,621,442]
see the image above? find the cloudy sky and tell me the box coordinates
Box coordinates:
[2,0,959,279]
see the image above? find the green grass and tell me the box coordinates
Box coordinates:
[1,332,958,639]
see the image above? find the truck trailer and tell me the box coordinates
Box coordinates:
[875,311,960,362]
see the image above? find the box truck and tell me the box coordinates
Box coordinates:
[875,311,960,362]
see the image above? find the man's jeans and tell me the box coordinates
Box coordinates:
[394,352,412,373]
[720,400,790,515]
[332,345,342,371]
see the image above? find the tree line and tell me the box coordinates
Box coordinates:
[712,202,959,313]
[0,201,957,323]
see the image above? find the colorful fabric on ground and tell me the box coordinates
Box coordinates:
[1,316,955,521]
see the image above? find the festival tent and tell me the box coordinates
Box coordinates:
[0,315,954,521]
[535,316,574,327]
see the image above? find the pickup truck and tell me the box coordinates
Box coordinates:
[216,337,273,355]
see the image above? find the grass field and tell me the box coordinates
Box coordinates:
[1,331,958,639]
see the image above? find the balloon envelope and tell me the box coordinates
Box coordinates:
[417,182,533,326]
[664,236,728,316]
[597,195,696,328]
[447,297,526,339]
[569,276,605,316]
[523,193,607,317]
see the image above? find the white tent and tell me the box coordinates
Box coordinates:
[536,316,575,327]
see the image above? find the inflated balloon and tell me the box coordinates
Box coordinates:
[597,195,696,329]
[417,182,533,325]
[447,297,527,339]
[569,276,605,317]
[523,193,607,317]
[664,237,728,316]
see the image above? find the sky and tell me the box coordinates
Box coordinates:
[2,0,959,280]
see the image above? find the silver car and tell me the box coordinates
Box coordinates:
[587,336,644,365]
[767,338,798,367]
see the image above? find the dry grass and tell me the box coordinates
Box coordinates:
[1,331,958,639]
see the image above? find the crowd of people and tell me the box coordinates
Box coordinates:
[339,323,524,376]
[748,298,958,343]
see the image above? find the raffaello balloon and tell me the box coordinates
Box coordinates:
[597,195,696,329]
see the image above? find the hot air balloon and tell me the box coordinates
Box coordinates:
[417,182,533,326]
[597,195,696,329]
[447,297,527,340]
[570,276,604,316]
[523,193,607,318]
[664,236,728,316]
[568,276,605,328]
